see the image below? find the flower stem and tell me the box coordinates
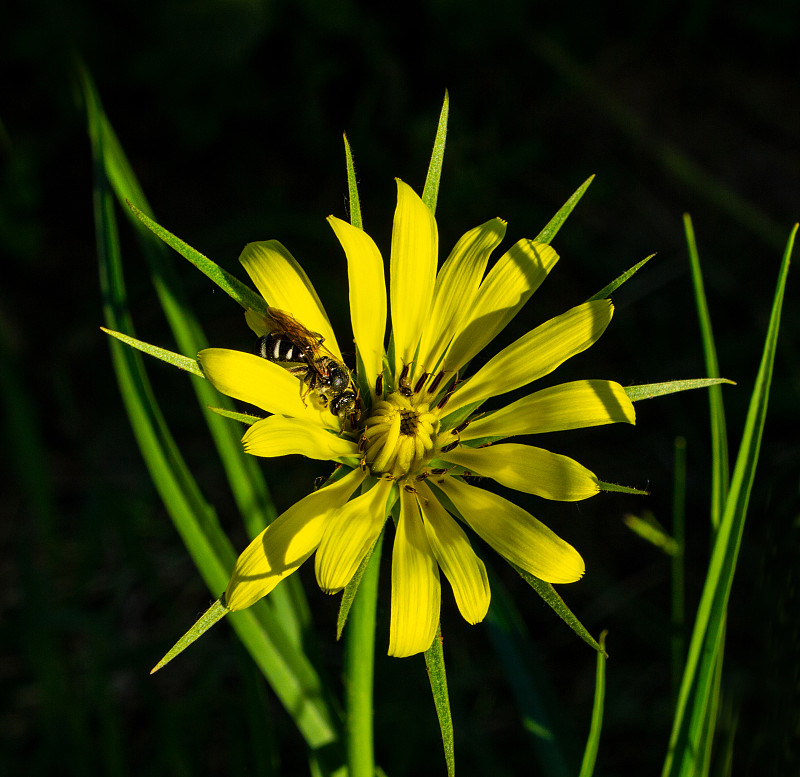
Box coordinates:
[344,531,383,777]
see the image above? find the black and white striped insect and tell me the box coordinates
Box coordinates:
[256,307,360,427]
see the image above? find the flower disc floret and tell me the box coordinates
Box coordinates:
[363,392,440,480]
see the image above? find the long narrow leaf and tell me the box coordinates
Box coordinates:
[83,69,318,656]
[578,631,608,777]
[662,225,794,777]
[684,214,730,527]
[684,215,730,775]
[424,626,455,777]
[85,68,341,754]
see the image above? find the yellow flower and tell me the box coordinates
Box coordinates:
[200,179,635,657]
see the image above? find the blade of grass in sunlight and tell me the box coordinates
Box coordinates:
[685,214,730,528]
[80,68,274,539]
[662,225,795,777]
[623,511,679,555]
[486,565,578,777]
[578,631,608,777]
[81,68,320,655]
[684,218,730,776]
[86,73,342,756]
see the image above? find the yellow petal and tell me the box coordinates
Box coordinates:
[445,300,614,415]
[239,240,342,361]
[416,218,507,374]
[243,416,358,460]
[390,180,437,375]
[198,348,335,429]
[245,307,269,337]
[435,476,585,584]
[327,216,387,392]
[389,488,441,657]
[462,379,636,440]
[444,240,559,371]
[315,478,392,593]
[225,468,365,610]
[416,482,490,624]
[441,443,600,501]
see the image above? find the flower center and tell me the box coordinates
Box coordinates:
[362,392,440,481]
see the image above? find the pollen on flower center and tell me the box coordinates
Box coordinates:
[362,392,440,480]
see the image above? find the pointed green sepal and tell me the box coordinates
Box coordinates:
[511,562,607,656]
[422,90,449,214]
[588,254,656,301]
[336,532,382,640]
[126,202,267,316]
[343,134,363,230]
[424,624,455,777]
[597,480,649,496]
[151,598,229,674]
[101,327,204,377]
[625,378,735,402]
[207,406,262,426]
[623,512,679,555]
[535,175,594,246]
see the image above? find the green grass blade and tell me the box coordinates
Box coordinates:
[623,511,679,555]
[82,70,317,650]
[422,90,449,214]
[535,175,594,245]
[662,225,794,777]
[80,68,275,543]
[684,214,730,528]
[424,625,455,777]
[578,631,608,777]
[625,378,734,402]
[86,70,340,753]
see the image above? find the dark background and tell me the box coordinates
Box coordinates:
[2,1,798,775]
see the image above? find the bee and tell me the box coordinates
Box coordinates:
[257,307,360,427]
